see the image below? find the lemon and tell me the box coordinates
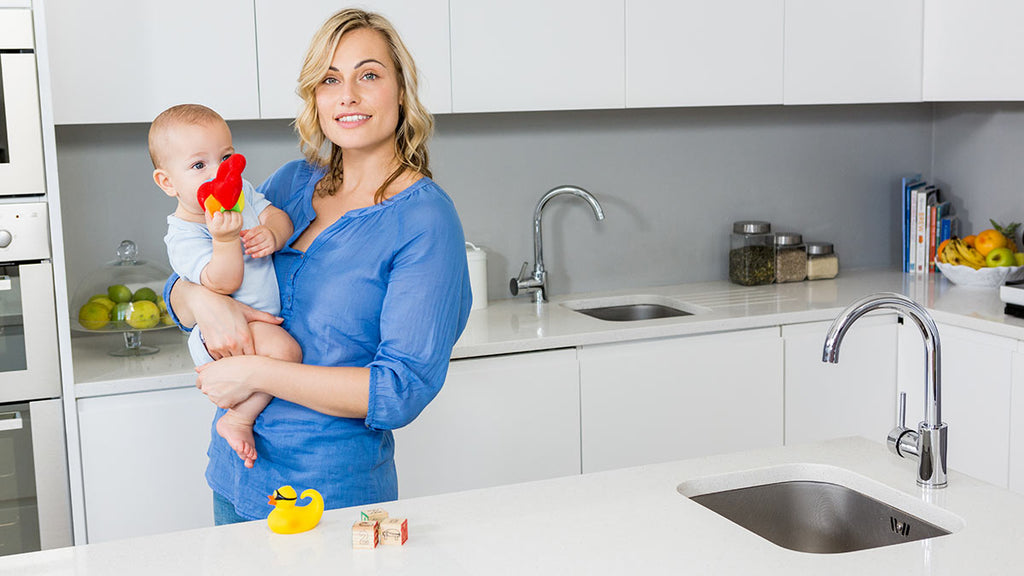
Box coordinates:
[132,287,158,303]
[107,284,133,303]
[87,296,116,311]
[126,300,160,329]
[78,302,111,330]
[156,296,167,314]
[111,302,132,324]
[160,312,176,326]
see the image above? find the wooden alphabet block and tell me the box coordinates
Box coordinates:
[360,508,389,522]
[352,520,378,549]
[380,517,408,546]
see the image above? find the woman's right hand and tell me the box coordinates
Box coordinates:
[175,279,282,359]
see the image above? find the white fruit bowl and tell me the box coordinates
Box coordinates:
[936,262,1024,288]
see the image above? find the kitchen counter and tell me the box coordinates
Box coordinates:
[70,268,1024,397]
[5,437,1023,575]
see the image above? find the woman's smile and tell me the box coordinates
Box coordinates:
[335,113,373,127]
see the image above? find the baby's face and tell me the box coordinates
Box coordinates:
[158,121,235,216]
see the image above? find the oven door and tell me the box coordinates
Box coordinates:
[0,261,59,403]
[0,49,46,197]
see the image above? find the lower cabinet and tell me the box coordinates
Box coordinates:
[578,327,784,474]
[782,314,899,446]
[899,322,1016,488]
[77,387,216,543]
[394,348,581,499]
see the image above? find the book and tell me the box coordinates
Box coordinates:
[915,186,938,274]
[931,201,951,270]
[904,177,925,272]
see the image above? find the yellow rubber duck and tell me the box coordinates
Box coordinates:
[267,485,324,534]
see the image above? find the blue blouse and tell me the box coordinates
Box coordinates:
[166,159,472,519]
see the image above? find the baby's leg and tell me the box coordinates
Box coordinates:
[216,322,301,469]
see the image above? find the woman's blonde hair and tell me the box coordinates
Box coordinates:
[295,8,433,203]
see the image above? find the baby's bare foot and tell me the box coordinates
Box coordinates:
[217,413,258,469]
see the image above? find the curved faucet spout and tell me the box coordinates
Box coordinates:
[512,185,605,303]
[822,291,947,488]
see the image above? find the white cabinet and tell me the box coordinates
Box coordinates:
[579,327,783,474]
[899,322,1015,488]
[783,315,899,445]
[923,0,1024,101]
[784,0,923,104]
[449,0,625,113]
[77,387,216,543]
[254,1,452,119]
[1010,349,1024,494]
[625,0,784,108]
[393,349,581,499]
[45,0,259,125]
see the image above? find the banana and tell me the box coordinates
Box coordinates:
[953,238,987,269]
[942,241,964,267]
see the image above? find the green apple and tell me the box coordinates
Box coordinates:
[1015,253,1024,267]
[985,246,1015,267]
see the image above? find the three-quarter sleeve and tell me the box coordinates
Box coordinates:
[364,195,472,430]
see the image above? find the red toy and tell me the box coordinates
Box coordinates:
[197,153,246,214]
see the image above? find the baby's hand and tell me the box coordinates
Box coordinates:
[207,210,244,242]
[240,225,277,258]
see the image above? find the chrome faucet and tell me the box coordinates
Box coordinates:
[822,292,947,489]
[510,185,605,303]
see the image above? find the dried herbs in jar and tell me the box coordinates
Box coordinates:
[729,221,775,286]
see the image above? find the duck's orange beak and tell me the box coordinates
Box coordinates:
[268,494,277,505]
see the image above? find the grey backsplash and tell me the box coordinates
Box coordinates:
[59,102,1012,305]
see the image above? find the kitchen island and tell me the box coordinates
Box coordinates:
[4,437,1022,574]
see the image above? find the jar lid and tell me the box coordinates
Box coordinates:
[806,241,834,255]
[774,232,803,246]
[732,220,771,234]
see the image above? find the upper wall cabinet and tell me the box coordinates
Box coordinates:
[450,0,625,113]
[784,0,923,104]
[625,0,784,108]
[45,0,259,125]
[923,0,1024,101]
[255,1,452,119]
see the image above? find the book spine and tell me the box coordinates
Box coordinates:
[929,204,938,271]
[909,189,918,272]
[916,189,928,274]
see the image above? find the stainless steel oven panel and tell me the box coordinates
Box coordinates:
[0,9,46,197]
[29,398,72,550]
[0,202,50,262]
[0,261,59,403]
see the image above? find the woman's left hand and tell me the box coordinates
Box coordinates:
[195,356,265,409]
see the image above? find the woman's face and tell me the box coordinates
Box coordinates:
[316,28,402,159]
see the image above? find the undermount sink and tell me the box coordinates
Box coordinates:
[678,464,962,554]
[561,294,705,322]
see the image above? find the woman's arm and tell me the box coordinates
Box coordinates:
[167,275,281,358]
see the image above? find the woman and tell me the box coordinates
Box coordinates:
[166,9,472,523]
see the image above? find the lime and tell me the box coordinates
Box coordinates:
[107,284,133,303]
[87,296,116,311]
[110,302,132,324]
[127,300,160,329]
[132,287,158,303]
[78,302,110,330]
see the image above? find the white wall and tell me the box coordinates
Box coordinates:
[55,104,933,306]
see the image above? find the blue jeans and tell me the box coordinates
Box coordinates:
[213,491,250,525]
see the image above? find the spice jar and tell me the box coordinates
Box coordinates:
[729,221,775,286]
[806,242,839,280]
[774,232,806,283]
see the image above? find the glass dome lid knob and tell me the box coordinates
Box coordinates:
[117,240,138,265]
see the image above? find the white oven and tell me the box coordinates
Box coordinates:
[0,8,46,197]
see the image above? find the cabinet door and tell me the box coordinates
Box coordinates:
[1010,348,1024,494]
[255,1,452,119]
[579,327,783,474]
[626,0,783,108]
[77,387,216,543]
[899,322,1014,487]
[923,0,1024,101]
[45,0,259,124]
[783,315,899,446]
[784,0,923,104]
[393,349,581,499]
[450,0,625,113]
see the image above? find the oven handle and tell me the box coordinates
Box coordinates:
[0,410,23,432]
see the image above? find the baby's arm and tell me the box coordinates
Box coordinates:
[240,205,293,258]
[200,210,245,294]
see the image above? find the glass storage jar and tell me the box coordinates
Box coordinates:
[729,221,775,286]
[806,242,839,280]
[774,232,806,283]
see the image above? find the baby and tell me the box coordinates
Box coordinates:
[150,104,301,469]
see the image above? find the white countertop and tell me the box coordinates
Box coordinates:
[69,268,1024,398]
[6,437,1023,575]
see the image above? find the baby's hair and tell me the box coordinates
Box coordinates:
[148,104,226,169]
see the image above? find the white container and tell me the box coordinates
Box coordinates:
[466,242,488,310]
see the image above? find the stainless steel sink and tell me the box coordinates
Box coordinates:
[560,295,704,322]
[689,480,950,553]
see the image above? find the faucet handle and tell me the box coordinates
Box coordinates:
[510,261,530,296]
[898,391,907,428]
